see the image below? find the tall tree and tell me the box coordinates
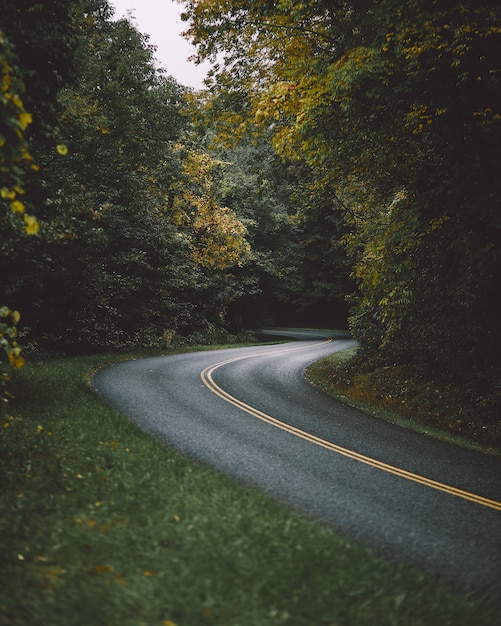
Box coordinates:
[2,0,251,351]
[181,0,501,405]
[211,132,304,327]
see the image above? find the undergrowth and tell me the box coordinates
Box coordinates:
[306,347,501,454]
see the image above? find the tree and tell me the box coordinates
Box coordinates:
[181,1,501,400]
[0,30,40,407]
[204,131,304,328]
[171,143,251,270]
[2,0,253,351]
[0,0,80,130]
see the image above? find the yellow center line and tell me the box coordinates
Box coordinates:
[200,340,501,512]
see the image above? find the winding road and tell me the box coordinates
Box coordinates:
[92,329,501,597]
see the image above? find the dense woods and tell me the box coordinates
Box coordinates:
[1,1,499,440]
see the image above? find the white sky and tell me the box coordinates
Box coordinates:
[110,0,211,89]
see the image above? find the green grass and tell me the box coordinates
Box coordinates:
[1,350,499,626]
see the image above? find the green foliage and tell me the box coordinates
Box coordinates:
[171,143,251,270]
[1,0,254,352]
[0,29,41,407]
[308,348,501,451]
[0,306,23,413]
[0,31,38,233]
[182,0,501,403]
[0,0,80,127]
[3,0,499,418]
[212,133,306,327]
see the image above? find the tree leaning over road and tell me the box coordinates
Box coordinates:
[180,0,501,421]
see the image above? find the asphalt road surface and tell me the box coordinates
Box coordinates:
[92,329,501,598]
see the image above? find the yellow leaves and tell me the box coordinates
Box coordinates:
[40,565,66,586]
[1,307,24,373]
[88,564,128,587]
[2,181,39,236]
[472,107,500,126]
[1,41,35,201]
[405,103,447,130]
[254,77,327,163]
[1,187,16,200]
[35,423,52,436]
[89,564,112,574]
[1,185,38,235]
[23,214,40,235]
[3,192,40,234]
[73,512,129,534]
[190,206,251,269]
[1,65,11,93]
[171,145,251,269]
[427,215,450,233]
[405,104,434,134]
[18,111,32,130]
[0,305,19,324]
[73,515,91,524]
[10,200,25,213]
[207,109,247,148]
[56,143,68,155]
[334,46,377,73]
[29,562,67,592]
[254,80,302,127]
[9,198,38,235]
[10,93,23,109]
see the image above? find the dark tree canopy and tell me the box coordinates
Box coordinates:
[181,0,501,393]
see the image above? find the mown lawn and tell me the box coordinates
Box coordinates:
[0,349,499,625]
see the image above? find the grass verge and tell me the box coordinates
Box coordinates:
[0,349,499,625]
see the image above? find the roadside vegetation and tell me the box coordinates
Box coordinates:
[1,2,499,622]
[1,347,500,626]
[1,0,499,449]
[306,347,501,455]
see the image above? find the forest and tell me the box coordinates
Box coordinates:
[1,0,500,443]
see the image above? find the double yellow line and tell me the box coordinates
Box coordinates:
[201,340,501,512]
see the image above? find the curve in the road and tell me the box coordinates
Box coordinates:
[201,351,501,512]
[92,329,501,597]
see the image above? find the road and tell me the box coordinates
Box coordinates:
[92,329,501,598]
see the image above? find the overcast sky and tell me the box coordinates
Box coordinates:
[110,0,212,89]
